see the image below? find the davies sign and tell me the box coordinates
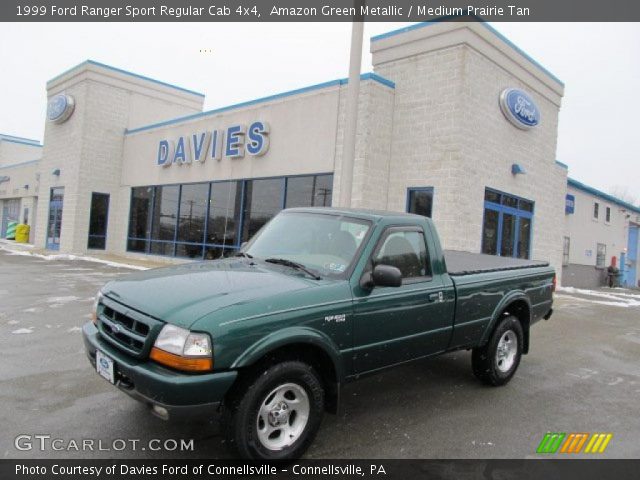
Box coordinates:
[157,121,269,167]
[499,88,540,130]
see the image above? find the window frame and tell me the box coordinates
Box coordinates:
[593,202,600,220]
[406,187,434,218]
[125,173,334,259]
[605,206,611,224]
[481,188,534,259]
[367,225,433,285]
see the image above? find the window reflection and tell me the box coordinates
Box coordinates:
[128,187,153,252]
[127,174,334,259]
[177,183,209,244]
[242,178,284,242]
[207,181,242,249]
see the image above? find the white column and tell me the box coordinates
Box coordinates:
[338,21,364,208]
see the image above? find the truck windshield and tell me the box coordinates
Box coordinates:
[244,212,371,278]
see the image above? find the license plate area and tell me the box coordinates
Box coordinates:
[96,349,115,384]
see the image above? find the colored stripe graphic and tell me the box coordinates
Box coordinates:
[560,433,589,453]
[584,433,613,453]
[537,433,613,454]
[536,432,566,453]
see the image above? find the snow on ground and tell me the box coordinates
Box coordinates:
[557,286,640,308]
[11,328,33,335]
[0,244,148,271]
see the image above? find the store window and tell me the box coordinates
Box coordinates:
[242,178,285,242]
[605,206,611,224]
[87,193,110,250]
[150,185,179,256]
[176,183,209,258]
[593,202,599,220]
[126,174,333,259]
[128,187,153,252]
[205,181,242,259]
[481,188,534,259]
[563,236,570,266]
[285,174,333,208]
[596,243,606,268]
[406,188,433,218]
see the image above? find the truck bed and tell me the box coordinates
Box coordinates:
[444,250,549,276]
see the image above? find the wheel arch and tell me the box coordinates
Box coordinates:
[482,292,532,353]
[230,327,344,414]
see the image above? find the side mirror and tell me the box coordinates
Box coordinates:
[361,264,403,289]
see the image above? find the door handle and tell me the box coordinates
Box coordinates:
[428,292,443,303]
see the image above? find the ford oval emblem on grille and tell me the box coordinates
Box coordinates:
[112,324,122,334]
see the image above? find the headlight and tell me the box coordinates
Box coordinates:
[150,324,213,372]
[91,291,104,325]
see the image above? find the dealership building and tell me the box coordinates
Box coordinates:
[0,20,638,287]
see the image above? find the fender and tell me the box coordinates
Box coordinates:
[230,326,346,384]
[480,290,532,348]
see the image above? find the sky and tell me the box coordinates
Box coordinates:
[0,22,638,201]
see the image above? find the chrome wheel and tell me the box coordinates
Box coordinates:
[495,330,518,373]
[256,383,310,451]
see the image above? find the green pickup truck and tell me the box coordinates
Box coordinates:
[83,208,555,459]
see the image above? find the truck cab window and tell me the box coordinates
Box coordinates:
[374,230,429,279]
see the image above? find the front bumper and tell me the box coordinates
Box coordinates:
[82,322,237,421]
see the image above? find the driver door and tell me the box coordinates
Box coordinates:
[351,226,453,374]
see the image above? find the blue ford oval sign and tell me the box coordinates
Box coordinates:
[47,94,75,124]
[499,88,540,130]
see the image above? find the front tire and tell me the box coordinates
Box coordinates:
[221,361,324,460]
[472,315,523,386]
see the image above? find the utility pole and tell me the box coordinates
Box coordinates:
[338,15,364,208]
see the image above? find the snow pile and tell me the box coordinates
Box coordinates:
[0,244,148,271]
[556,287,640,308]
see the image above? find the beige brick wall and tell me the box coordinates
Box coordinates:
[372,22,566,282]
[332,81,395,210]
[0,139,42,167]
[33,63,204,253]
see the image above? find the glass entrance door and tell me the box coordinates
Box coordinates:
[47,187,64,250]
[1,199,20,238]
[482,189,534,259]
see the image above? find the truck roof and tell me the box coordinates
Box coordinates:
[283,207,425,222]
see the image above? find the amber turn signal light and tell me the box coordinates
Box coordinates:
[150,347,213,372]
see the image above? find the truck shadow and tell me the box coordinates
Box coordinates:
[145,350,479,459]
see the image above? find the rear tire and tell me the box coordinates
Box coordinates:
[221,361,324,460]
[472,315,523,386]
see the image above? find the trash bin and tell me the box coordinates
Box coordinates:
[5,221,17,240]
[15,224,30,243]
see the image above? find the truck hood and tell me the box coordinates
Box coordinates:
[102,259,321,329]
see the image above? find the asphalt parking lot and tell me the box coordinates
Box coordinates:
[1,247,639,459]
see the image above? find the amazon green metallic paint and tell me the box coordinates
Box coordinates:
[83,208,554,412]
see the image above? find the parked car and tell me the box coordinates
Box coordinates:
[83,208,555,459]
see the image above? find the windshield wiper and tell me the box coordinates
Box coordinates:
[264,258,322,280]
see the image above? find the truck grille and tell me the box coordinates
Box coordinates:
[97,296,162,358]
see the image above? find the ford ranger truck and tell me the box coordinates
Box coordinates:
[83,208,554,460]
